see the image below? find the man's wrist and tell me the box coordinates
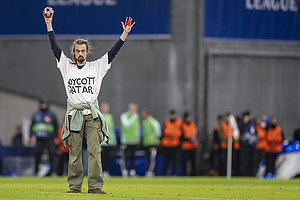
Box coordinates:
[120,31,128,41]
[46,23,53,32]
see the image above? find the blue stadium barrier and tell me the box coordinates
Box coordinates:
[0,146,182,176]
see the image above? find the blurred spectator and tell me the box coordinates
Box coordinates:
[142,109,161,177]
[161,110,182,176]
[12,125,23,146]
[265,115,285,178]
[181,112,198,176]
[55,126,69,176]
[100,102,117,177]
[293,127,300,142]
[120,103,141,177]
[207,115,222,176]
[217,113,240,176]
[217,113,232,176]
[29,98,58,176]
[238,111,257,176]
[216,114,229,176]
[254,116,267,175]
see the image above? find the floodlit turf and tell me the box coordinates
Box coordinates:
[0,176,299,200]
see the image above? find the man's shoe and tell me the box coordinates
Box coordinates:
[66,189,81,193]
[88,188,106,194]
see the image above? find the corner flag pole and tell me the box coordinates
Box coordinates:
[227,114,239,180]
[226,124,233,180]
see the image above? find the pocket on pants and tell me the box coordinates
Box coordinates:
[98,128,104,143]
[86,117,103,143]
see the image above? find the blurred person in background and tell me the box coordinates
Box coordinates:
[254,116,267,175]
[207,115,222,176]
[161,110,182,176]
[29,98,58,176]
[55,126,69,176]
[238,111,257,176]
[120,103,141,177]
[181,112,198,176]
[142,109,161,177]
[12,125,23,146]
[217,113,240,176]
[100,102,117,177]
[265,115,285,178]
[216,114,229,176]
[293,127,300,142]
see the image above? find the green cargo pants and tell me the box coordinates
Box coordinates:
[67,114,104,191]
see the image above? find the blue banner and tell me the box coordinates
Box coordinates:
[0,0,170,38]
[205,0,300,41]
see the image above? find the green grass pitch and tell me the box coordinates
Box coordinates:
[0,177,299,200]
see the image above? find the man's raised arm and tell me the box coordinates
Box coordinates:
[43,7,61,61]
[108,17,135,64]
[120,17,135,41]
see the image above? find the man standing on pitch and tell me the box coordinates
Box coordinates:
[43,8,135,194]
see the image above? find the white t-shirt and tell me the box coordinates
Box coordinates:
[57,51,111,107]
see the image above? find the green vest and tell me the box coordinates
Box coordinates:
[142,117,161,146]
[120,112,140,145]
[101,113,116,146]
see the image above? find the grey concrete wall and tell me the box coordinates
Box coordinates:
[204,41,300,141]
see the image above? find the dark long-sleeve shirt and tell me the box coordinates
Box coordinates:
[48,31,124,66]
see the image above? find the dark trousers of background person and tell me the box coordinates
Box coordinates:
[254,149,265,175]
[239,145,255,176]
[218,147,227,176]
[219,146,240,176]
[122,144,137,171]
[35,137,56,174]
[144,146,157,173]
[56,152,69,176]
[209,147,219,173]
[162,146,179,176]
[232,148,240,176]
[265,152,278,175]
[182,148,197,176]
[101,146,115,173]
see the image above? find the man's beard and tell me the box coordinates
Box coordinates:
[76,56,85,64]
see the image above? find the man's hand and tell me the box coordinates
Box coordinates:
[43,7,54,32]
[121,17,135,33]
[120,17,135,41]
